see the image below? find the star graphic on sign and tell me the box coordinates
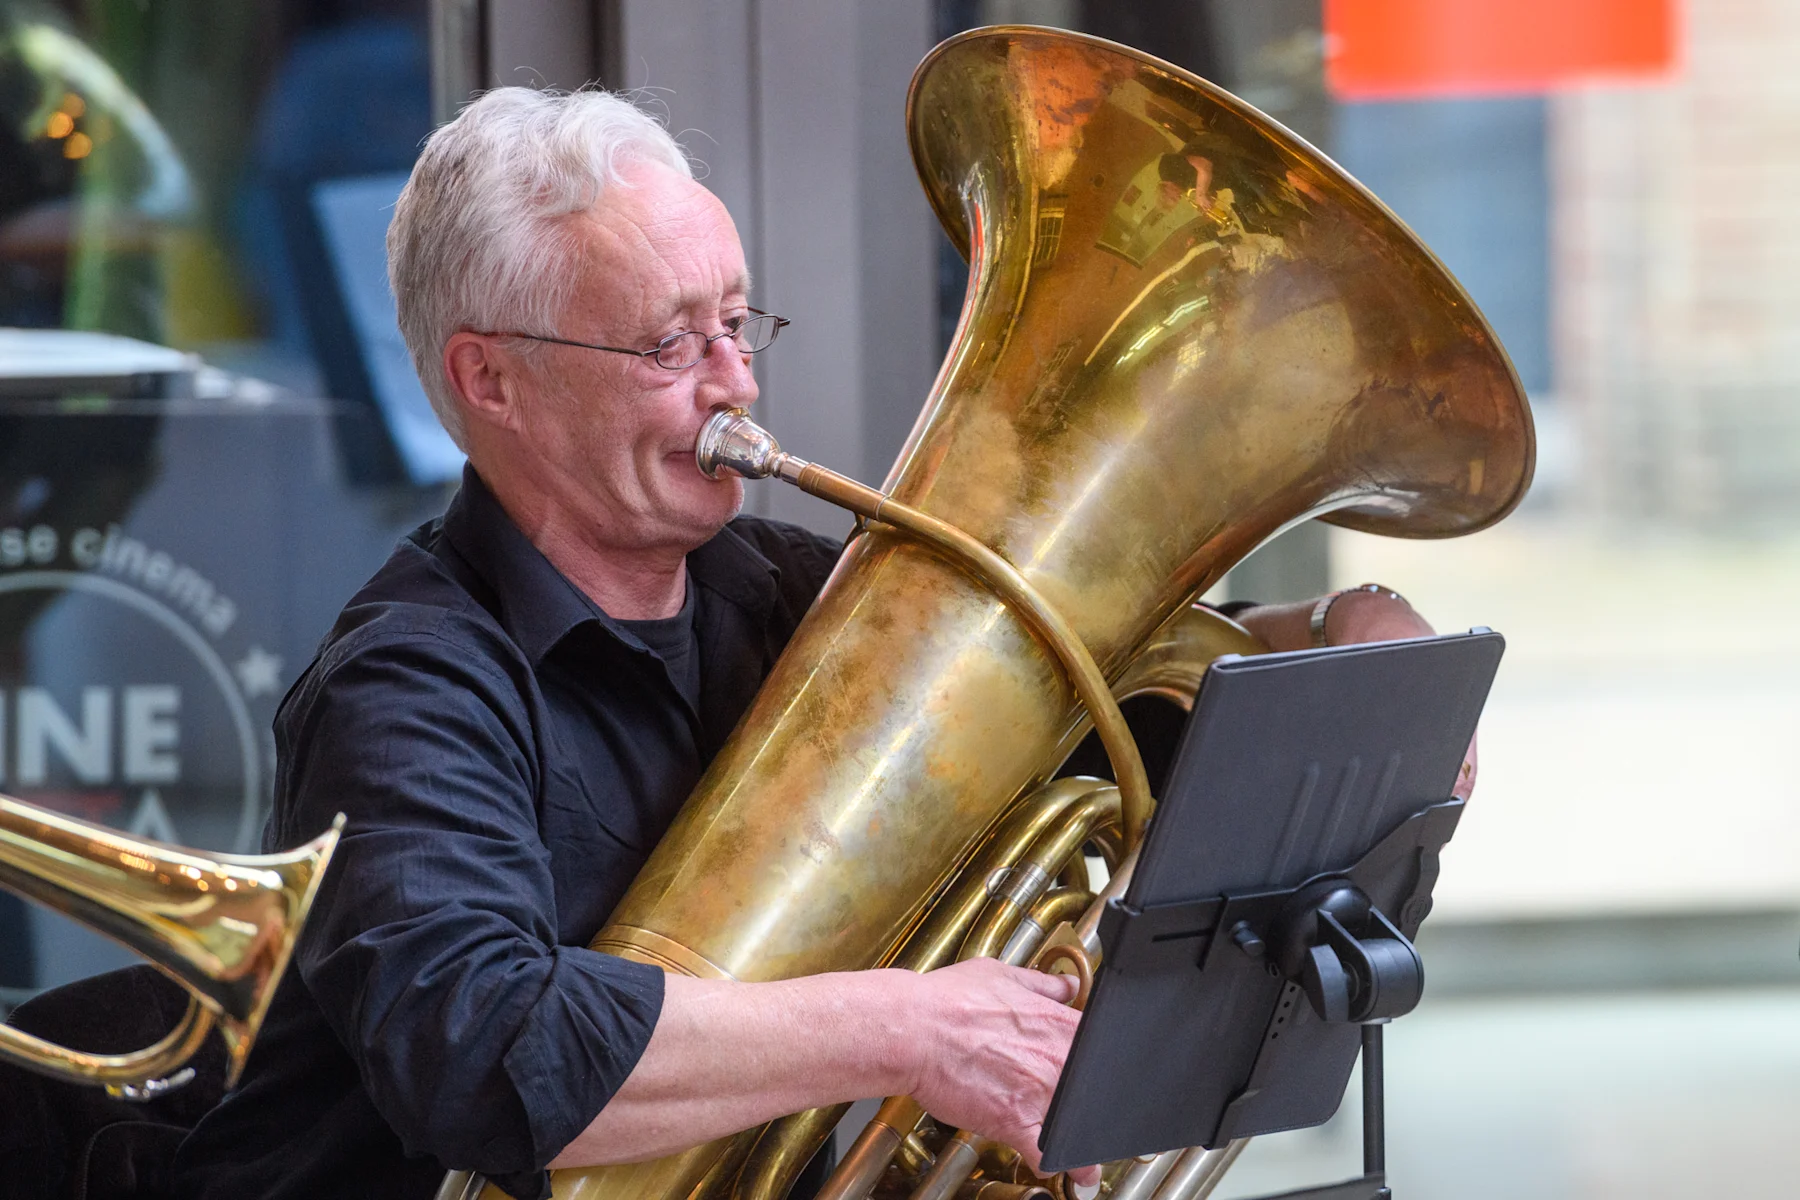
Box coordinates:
[235,646,284,699]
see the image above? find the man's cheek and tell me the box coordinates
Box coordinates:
[686,471,743,519]
[718,476,745,517]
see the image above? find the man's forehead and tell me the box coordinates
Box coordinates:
[577,171,751,318]
[665,263,751,307]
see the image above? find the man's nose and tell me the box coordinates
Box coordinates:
[696,334,758,401]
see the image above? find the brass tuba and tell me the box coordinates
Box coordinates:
[0,791,341,1096]
[448,24,1533,1200]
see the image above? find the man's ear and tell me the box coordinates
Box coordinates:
[444,332,520,433]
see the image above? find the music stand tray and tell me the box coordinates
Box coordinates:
[1039,629,1504,1178]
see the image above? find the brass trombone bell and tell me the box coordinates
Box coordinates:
[0,791,342,1095]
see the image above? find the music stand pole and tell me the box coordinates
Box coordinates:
[1361,1024,1385,1180]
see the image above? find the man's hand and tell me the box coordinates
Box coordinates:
[554,961,1098,1182]
[901,958,1098,1185]
[1233,588,1479,798]
[1453,731,1477,801]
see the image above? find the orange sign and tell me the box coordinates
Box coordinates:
[1324,0,1678,99]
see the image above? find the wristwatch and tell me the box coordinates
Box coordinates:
[1308,582,1405,648]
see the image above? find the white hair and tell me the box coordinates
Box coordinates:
[388,88,693,448]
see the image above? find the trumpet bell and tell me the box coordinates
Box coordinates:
[0,792,342,1091]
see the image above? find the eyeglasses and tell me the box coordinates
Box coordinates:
[478,308,790,371]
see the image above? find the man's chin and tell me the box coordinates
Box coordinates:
[666,475,745,540]
[715,481,747,524]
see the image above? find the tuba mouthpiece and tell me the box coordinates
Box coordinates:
[695,408,796,481]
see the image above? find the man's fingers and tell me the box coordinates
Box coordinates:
[1013,1125,1048,1176]
[1014,1128,1102,1190]
[1009,966,1081,1005]
[932,957,1081,1007]
[1453,731,1479,800]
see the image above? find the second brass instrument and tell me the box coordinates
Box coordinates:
[0,791,341,1095]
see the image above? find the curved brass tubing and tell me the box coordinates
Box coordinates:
[891,777,1112,975]
[1109,606,1267,712]
[959,788,1119,963]
[734,1104,853,1200]
[691,1134,767,1200]
[800,463,1156,850]
[797,608,1267,1200]
[794,884,1106,1200]
[735,779,1111,1200]
[1043,604,1267,777]
[0,993,213,1090]
[1003,887,1095,969]
[692,622,1259,1200]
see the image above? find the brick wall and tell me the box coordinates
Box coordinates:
[1553,0,1800,526]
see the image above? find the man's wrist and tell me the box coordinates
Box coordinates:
[850,968,929,1098]
[1323,586,1433,645]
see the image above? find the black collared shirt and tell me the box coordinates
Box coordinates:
[173,468,841,1200]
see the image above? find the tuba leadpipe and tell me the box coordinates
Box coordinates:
[696,407,1156,850]
[0,791,342,1094]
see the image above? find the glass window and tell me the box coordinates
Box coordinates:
[0,0,458,482]
[0,1,452,999]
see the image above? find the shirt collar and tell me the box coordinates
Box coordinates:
[687,516,781,617]
[439,465,782,663]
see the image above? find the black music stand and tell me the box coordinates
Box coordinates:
[1039,630,1505,1199]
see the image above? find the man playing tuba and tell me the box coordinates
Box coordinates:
[173,88,1453,1200]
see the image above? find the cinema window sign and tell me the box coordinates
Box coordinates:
[0,521,283,855]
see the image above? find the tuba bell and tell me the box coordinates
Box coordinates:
[0,791,342,1096]
[447,24,1533,1200]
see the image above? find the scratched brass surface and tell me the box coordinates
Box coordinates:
[533,25,1532,1200]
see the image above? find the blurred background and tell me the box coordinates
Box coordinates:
[0,1,1795,1197]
